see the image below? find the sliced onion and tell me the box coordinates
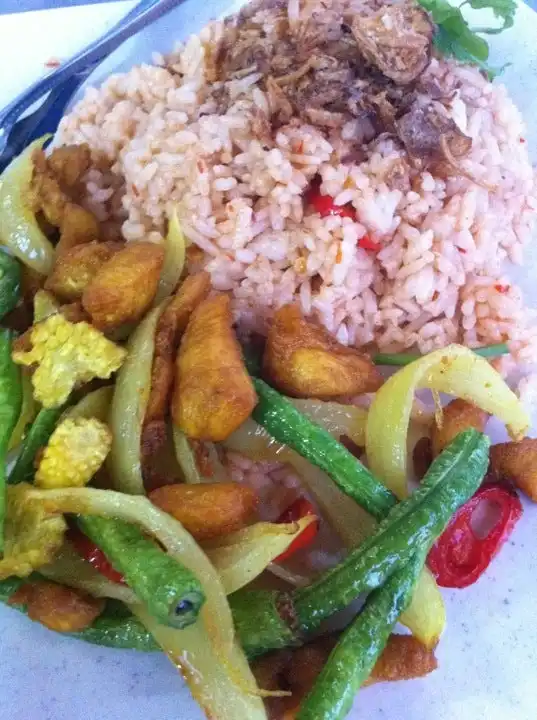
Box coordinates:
[224,418,374,549]
[204,518,316,595]
[0,136,55,275]
[132,605,268,720]
[172,427,202,484]
[367,344,529,499]
[291,399,367,446]
[108,306,163,495]
[64,386,113,423]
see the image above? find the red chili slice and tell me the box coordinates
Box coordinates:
[305,180,380,252]
[275,497,319,563]
[427,483,523,589]
[68,528,125,585]
[358,235,381,252]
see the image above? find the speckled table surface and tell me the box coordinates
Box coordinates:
[0,1,536,719]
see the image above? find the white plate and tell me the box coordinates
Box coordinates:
[1,2,537,719]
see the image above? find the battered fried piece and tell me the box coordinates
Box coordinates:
[32,146,100,252]
[263,304,382,399]
[45,242,123,302]
[431,399,489,457]
[364,634,438,686]
[82,242,165,331]
[256,634,437,719]
[142,273,211,474]
[172,294,257,442]
[47,144,91,188]
[413,436,433,481]
[55,203,100,256]
[9,579,105,632]
[489,438,537,502]
[149,482,258,541]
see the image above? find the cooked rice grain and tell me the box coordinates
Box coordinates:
[57,0,537,363]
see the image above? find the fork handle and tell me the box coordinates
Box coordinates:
[0,0,181,127]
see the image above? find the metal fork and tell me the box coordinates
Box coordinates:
[0,0,185,172]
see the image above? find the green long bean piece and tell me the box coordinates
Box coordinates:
[251,377,397,521]
[0,330,22,549]
[233,429,489,654]
[78,515,205,630]
[373,342,509,367]
[293,428,488,632]
[0,252,21,321]
[8,405,65,485]
[297,554,424,720]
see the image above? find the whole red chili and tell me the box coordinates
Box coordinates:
[427,482,523,589]
[68,528,125,585]
[275,497,319,563]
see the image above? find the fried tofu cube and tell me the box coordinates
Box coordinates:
[45,241,123,302]
[82,241,165,331]
[172,294,257,442]
[263,304,382,398]
[431,399,489,457]
[489,438,537,502]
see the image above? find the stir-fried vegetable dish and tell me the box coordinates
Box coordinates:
[0,0,534,717]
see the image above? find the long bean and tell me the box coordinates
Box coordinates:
[297,554,423,720]
[0,251,21,321]
[78,515,205,630]
[251,377,397,520]
[233,429,489,654]
[373,342,509,367]
[8,405,65,485]
[0,330,22,549]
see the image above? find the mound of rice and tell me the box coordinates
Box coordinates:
[57,0,537,361]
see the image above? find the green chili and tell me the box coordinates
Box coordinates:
[0,330,22,549]
[250,377,397,521]
[0,251,21,321]
[373,343,509,367]
[297,554,424,720]
[78,516,205,630]
[8,404,65,485]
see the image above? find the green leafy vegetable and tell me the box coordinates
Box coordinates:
[418,0,516,77]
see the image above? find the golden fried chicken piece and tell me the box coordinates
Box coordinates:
[32,146,99,252]
[263,304,382,398]
[149,482,258,541]
[142,273,211,467]
[489,438,537,502]
[431,399,489,457]
[45,241,123,302]
[55,204,100,257]
[82,241,165,331]
[172,294,257,442]
[47,144,91,188]
[254,634,437,719]
[9,579,105,633]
